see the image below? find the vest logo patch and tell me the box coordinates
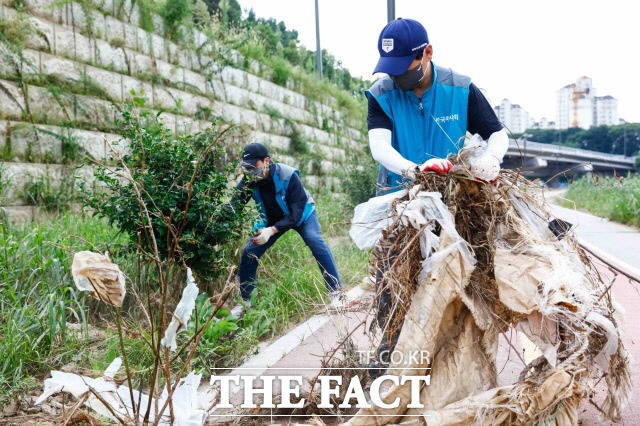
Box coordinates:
[382,38,394,53]
[433,114,459,123]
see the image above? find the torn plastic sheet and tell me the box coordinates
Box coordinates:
[349,189,408,250]
[394,188,476,283]
[71,251,126,306]
[35,357,212,425]
[161,268,199,351]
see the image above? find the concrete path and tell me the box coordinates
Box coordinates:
[550,201,640,269]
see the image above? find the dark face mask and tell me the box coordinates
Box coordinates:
[245,163,268,182]
[392,64,424,91]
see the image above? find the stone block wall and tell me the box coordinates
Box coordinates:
[0,0,366,217]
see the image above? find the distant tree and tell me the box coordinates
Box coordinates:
[203,0,241,24]
[521,124,640,156]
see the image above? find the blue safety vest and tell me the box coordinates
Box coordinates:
[365,62,471,193]
[252,163,315,231]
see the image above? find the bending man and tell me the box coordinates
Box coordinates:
[229,143,343,317]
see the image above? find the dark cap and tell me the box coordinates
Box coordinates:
[373,18,429,76]
[241,142,270,167]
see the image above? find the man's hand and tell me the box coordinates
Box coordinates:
[252,226,278,245]
[419,158,454,175]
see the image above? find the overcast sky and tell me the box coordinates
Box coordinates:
[238,0,639,123]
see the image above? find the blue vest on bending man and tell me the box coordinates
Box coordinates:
[365,63,471,193]
[251,163,315,231]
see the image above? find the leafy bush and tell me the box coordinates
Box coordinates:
[271,58,291,87]
[162,0,192,42]
[87,106,252,279]
[286,120,308,155]
[343,162,378,207]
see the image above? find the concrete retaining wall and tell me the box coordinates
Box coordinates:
[0,0,366,209]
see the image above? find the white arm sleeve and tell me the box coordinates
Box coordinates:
[486,128,509,162]
[368,128,416,175]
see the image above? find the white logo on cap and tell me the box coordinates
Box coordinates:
[381,38,394,53]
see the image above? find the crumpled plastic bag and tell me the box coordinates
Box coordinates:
[161,268,199,351]
[349,189,408,250]
[71,251,126,306]
[458,133,500,181]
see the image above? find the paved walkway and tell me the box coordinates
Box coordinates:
[550,202,640,269]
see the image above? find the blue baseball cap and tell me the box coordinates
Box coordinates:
[241,142,269,167]
[373,18,429,76]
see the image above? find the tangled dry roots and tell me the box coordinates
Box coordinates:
[362,169,632,426]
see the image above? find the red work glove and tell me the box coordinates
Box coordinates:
[419,158,454,175]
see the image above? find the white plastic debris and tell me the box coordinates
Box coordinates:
[349,189,408,250]
[459,133,501,182]
[71,251,126,306]
[35,357,212,425]
[35,357,121,406]
[394,188,476,283]
[161,268,199,351]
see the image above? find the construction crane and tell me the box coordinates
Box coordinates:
[571,83,589,128]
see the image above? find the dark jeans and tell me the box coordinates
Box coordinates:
[238,211,341,301]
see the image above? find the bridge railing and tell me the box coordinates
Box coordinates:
[507,139,636,165]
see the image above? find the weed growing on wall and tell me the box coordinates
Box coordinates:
[285,119,308,155]
[21,174,76,212]
[162,0,192,42]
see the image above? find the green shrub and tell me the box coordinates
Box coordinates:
[343,163,378,207]
[271,58,290,87]
[162,0,191,42]
[286,120,308,155]
[87,106,253,280]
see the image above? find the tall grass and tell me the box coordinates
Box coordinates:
[0,213,132,401]
[562,174,640,227]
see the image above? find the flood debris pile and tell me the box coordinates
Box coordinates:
[349,169,631,425]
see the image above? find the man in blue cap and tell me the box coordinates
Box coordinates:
[366,19,510,376]
[366,18,509,193]
[228,143,343,317]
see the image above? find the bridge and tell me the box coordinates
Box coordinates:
[502,139,636,182]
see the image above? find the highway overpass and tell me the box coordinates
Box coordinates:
[502,139,636,181]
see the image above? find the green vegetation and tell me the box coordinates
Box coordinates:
[286,119,308,155]
[0,213,131,401]
[0,4,35,51]
[562,174,640,227]
[21,174,76,212]
[128,0,368,124]
[344,163,378,207]
[0,191,368,403]
[87,105,252,280]
[516,123,640,156]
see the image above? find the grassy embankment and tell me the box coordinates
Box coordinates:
[0,192,369,403]
[561,175,640,227]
